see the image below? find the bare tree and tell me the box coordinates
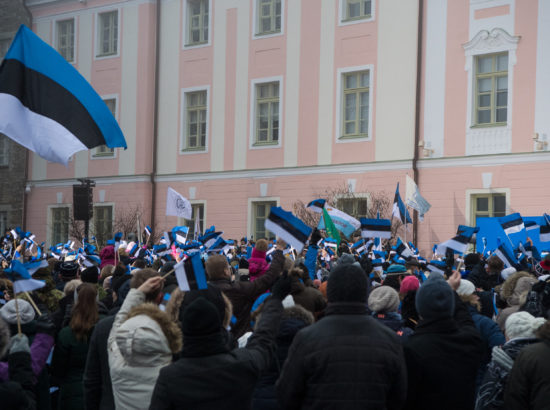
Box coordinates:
[113,203,144,241]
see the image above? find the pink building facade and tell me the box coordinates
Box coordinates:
[23,0,550,254]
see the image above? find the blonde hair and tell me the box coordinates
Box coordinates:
[64,279,82,296]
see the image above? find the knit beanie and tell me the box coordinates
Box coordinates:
[1,300,35,324]
[181,297,222,337]
[80,266,99,284]
[327,263,368,304]
[456,279,476,296]
[400,276,420,294]
[178,287,226,327]
[415,274,455,320]
[505,311,546,340]
[386,264,407,276]
[338,253,358,267]
[368,286,400,313]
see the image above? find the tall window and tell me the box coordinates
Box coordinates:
[337,198,368,220]
[342,71,370,138]
[475,53,508,125]
[186,203,204,239]
[254,82,279,145]
[0,135,9,166]
[184,91,207,150]
[343,0,372,21]
[256,0,281,35]
[97,10,118,57]
[471,193,506,223]
[51,207,69,245]
[94,205,113,247]
[93,99,116,157]
[252,201,276,240]
[56,19,75,62]
[187,0,209,45]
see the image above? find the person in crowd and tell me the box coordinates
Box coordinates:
[207,241,286,338]
[51,283,100,409]
[496,271,537,331]
[476,312,545,410]
[504,318,550,409]
[108,275,182,410]
[368,285,414,340]
[404,272,484,410]
[81,266,107,299]
[288,266,326,317]
[22,266,64,313]
[148,273,291,410]
[382,264,410,292]
[277,263,407,410]
[100,246,116,269]
[469,255,504,291]
[248,239,270,281]
[400,276,420,330]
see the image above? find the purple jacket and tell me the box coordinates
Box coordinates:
[0,333,54,381]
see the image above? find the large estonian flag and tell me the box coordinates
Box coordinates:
[392,183,412,225]
[436,233,470,256]
[498,213,525,236]
[540,214,550,242]
[493,243,519,269]
[360,218,392,239]
[0,25,127,165]
[4,260,46,294]
[265,207,312,253]
[174,252,208,292]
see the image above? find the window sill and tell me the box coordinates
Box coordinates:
[95,52,118,58]
[339,134,368,140]
[252,142,278,147]
[185,41,208,47]
[470,122,507,129]
[342,15,372,23]
[255,30,282,37]
[182,147,206,153]
[92,154,115,159]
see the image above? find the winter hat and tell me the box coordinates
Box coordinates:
[415,274,455,320]
[181,297,222,337]
[59,261,78,280]
[179,287,226,328]
[338,253,358,267]
[80,266,99,284]
[368,286,400,313]
[400,276,420,294]
[505,311,546,340]
[456,279,476,296]
[1,299,35,324]
[327,263,368,304]
[501,267,517,281]
[386,264,408,276]
[464,253,481,269]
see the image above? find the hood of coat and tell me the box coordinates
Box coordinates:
[116,303,182,367]
[248,257,269,276]
[500,272,536,306]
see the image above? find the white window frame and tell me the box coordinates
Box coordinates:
[180,86,210,154]
[47,204,71,248]
[463,28,519,155]
[338,0,375,26]
[249,76,283,149]
[247,197,280,240]
[54,17,77,63]
[183,0,212,49]
[252,0,285,40]
[94,9,120,60]
[335,65,374,143]
[91,94,119,159]
[177,199,207,238]
[465,188,510,227]
[92,202,115,247]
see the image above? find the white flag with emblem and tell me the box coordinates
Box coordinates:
[166,187,192,220]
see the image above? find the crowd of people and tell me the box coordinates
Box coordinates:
[0,225,550,410]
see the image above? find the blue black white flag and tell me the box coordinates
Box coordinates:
[395,237,413,260]
[4,260,46,293]
[174,252,207,292]
[0,25,127,165]
[427,260,446,276]
[436,231,473,256]
[405,175,431,221]
[305,199,326,213]
[360,218,392,239]
[265,207,312,253]
[493,243,519,269]
[499,213,525,236]
[171,226,189,244]
[392,183,412,225]
[540,214,550,242]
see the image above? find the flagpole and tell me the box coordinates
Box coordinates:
[14,296,22,335]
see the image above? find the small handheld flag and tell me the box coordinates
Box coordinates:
[392,183,412,225]
[360,218,392,239]
[264,207,312,253]
[166,187,192,220]
[174,252,208,291]
[4,260,46,294]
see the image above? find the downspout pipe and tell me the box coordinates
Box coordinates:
[150,0,161,233]
[412,0,424,245]
[22,0,33,230]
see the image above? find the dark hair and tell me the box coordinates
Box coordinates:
[132,259,147,269]
[69,283,98,341]
[130,268,161,302]
[487,255,504,273]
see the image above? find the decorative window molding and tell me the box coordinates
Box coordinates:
[92,95,118,159]
[183,0,212,49]
[180,85,210,154]
[94,9,120,59]
[338,0,375,26]
[249,76,283,149]
[252,0,284,40]
[463,28,520,155]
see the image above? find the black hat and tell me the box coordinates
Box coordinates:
[80,266,99,284]
[327,263,368,304]
[415,274,455,320]
[178,287,225,327]
[181,297,221,337]
[59,262,78,280]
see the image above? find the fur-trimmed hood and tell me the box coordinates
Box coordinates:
[500,272,536,306]
[115,303,182,367]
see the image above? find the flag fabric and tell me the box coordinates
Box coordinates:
[436,232,472,256]
[171,226,189,244]
[193,215,201,240]
[198,231,222,248]
[427,260,446,276]
[493,243,519,269]
[405,175,431,221]
[306,199,326,213]
[166,187,192,220]
[0,25,127,165]
[499,213,525,236]
[207,237,232,254]
[372,258,384,272]
[4,260,46,293]
[317,205,360,238]
[321,208,341,249]
[264,207,312,253]
[360,218,392,239]
[392,183,412,225]
[351,239,367,255]
[540,214,550,242]
[395,237,413,260]
[174,252,207,291]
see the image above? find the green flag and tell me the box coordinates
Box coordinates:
[323,207,340,248]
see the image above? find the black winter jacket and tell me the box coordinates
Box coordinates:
[276,303,407,410]
[1,350,36,410]
[149,297,283,410]
[404,293,484,410]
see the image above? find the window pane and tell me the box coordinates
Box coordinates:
[493,195,506,215]
[348,2,360,18]
[496,91,507,107]
[360,72,369,87]
[363,0,372,15]
[478,78,491,93]
[476,197,488,212]
[497,76,508,91]
[477,110,491,124]
[497,54,508,71]
[345,122,355,135]
[478,94,491,108]
[477,56,492,74]
[496,108,507,122]
[345,74,357,89]
[345,94,356,121]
